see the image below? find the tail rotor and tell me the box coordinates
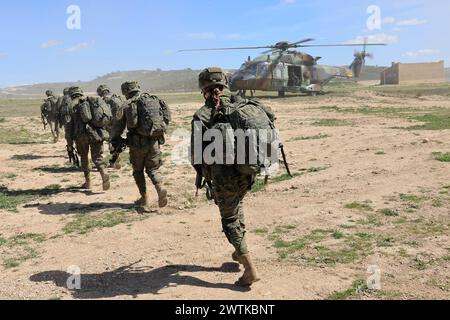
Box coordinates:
[350,38,374,78]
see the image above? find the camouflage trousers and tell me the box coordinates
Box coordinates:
[211,165,254,256]
[47,118,60,140]
[75,134,106,176]
[129,137,163,194]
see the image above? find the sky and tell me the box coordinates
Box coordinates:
[0,0,448,87]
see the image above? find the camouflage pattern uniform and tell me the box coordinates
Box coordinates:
[56,88,74,149]
[68,86,110,191]
[97,84,124,169]
[41,90,60,142]
[193,92,252,256]
[110,81,169,212]
[191,67,260,287]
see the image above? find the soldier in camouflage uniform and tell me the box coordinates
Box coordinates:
[68,86,111,191]
[57,87,79,166]
[97,84,124,169]
[41,90,60,143]
[191,68,260,287]
[110,81,169,213]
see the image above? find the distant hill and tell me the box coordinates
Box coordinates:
[0,69,204,98]
[0,65,392,98]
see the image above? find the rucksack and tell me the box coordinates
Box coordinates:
[58,95,73,126]
[212,98,277,175]
[104,94,124,121]
[86,96,113,128]
[41,97,57,117]
[41,100,52,116]
[125,93,169,138]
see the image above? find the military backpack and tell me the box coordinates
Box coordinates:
[125,93,170,139]
[79,96,113,128]
[41,97,57,118]
[211,98,277,175]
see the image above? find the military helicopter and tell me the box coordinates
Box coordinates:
[179,38,385,97]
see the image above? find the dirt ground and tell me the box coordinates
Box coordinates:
[0,86,449,300]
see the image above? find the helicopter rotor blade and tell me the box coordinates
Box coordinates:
[297,43,386,48]
[262,48,278,54]
[177,46,273,53]
[292,38,315,45]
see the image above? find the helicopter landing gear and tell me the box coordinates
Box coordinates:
[278,90,285,98]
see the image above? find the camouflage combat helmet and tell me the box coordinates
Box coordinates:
[45,90,54,97]
[121,81,140,96]
[97,84,110,96]
[63,87,70,95]
[69,86,84,98]
[198,67,228,90]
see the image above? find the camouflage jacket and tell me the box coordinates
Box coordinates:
[102,94,124,122]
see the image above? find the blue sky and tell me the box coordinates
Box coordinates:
[0,0,448,87]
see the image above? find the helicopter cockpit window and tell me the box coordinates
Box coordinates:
[245,63,258,75]
[257,63,269,78]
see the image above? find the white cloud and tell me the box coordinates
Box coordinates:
[344,33,399,45]
[65,40,96,53]
[397,18,427,26]
[403,49,441,57]
[40,40,62,49]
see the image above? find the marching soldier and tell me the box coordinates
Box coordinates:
[40,90,60,143]
[191,68,265,287]
[97,84,124,169]
[111,81,171,212]
[68,86,111,191]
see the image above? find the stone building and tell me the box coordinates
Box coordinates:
[380,61,445,85]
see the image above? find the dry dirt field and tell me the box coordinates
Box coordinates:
[0,83,449,300]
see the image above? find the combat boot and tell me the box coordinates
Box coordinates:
[81,173,91,190]
[155,183,168,208]
[109,161,122,170]
[135,192,152,213]
[99,169,110,191]
[235,254,260,287]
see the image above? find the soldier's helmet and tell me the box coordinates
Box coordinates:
[45,90,54,97]
[198,67,229,91]
[69,86,84,98]
[97,84,110,96]
[63,87,70,95]
[121,81,141,96]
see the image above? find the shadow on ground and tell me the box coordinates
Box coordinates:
[33,165,81,173]
[1,186,97,198]
[11,154,63,161]
[30,262,248,299]
[25,202,136,215]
